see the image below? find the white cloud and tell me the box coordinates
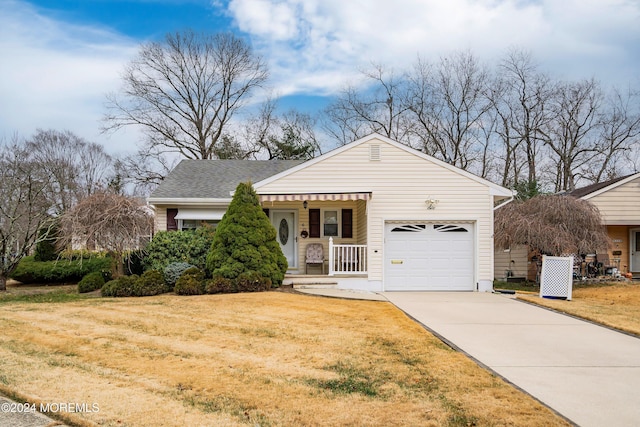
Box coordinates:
[0,0,140,154]
[227,0,640,96]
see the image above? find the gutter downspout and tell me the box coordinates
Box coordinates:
[493,193,516,211]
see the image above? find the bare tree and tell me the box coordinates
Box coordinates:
[323,64,413,145]
[546,79,602,191]
[494,195,610,256]
[114,145,179,196]
[0,137,56,290]
[25,129,114,214]
[588,86,640,182]
[496,49,556,188]
[58,192,154,277]
[408,51,492,171]
[242,98,322,159]
[104,30,268,160]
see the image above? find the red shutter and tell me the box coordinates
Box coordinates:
[309,209,320,238]
[342,209,353,238]
[166,208,178,231]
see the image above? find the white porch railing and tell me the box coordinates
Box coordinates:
[328,237,367,275]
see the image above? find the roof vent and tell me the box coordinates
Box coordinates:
[369,144,381,161]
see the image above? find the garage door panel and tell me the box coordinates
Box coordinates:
[385,222,474,291]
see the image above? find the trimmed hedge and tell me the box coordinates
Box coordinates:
[78,271,105,293]
[205,276,235,294]
[101,275,138,297]
[134,270,168,296]
[11,256,112,284]
[174,267,205,295]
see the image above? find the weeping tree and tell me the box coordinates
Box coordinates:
[58,192,154,277]
[494,195,610,256]
[206,182,287,287]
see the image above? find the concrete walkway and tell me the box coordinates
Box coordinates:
[382,292,640,427]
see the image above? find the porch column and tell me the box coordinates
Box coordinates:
[328,237,335,276]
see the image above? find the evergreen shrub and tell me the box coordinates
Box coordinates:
[78,271,105,293]
[144,227,215,271]
[174,267,205,295]
[206,182,287,287]
[164,262,195,289]
[205,276,235,294]
[134,270,167,296]
[101,275,138,297]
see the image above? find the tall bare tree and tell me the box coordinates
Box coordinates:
[58,192,154,277]
[323,64,413,145]
[0,137,56,290]
[103,30,268,160]
[25,129,113,214]
[496,49,556,188]
[546,79,602,191]
[588,86,640,182]
[242,98,321,160]
[408,51,492,171]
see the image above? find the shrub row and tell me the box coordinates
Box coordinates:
[78,271,105,293]
[11,256,112,284]
[101,270,168,297]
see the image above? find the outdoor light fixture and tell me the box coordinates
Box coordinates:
[425,197,439,210]
[303,200,308,209]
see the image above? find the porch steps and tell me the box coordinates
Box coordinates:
[283,275,338,289]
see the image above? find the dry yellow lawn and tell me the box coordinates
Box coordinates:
[518,283,640,336]
[0,291,570,427]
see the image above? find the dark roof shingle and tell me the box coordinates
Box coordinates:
[149,159,303,199]
[568,174,635,198]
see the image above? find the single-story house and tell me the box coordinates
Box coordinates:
[494,172,640,281]
[149,133,513,291]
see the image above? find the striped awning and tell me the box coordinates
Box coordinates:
[259,192,371,202]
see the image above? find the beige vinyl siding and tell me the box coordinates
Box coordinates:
[586,177,640,225]
[494,244,529,280]
[258,137,496,283]
[265,201,360,271]
[154,206,167,233]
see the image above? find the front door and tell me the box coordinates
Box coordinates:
[272,211,296,269]
[631,229,640,272]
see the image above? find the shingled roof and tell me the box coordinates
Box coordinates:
[149,159,304,200]
[568,173,635,199]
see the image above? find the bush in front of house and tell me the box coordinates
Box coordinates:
[206,182,287,287]
[101,275,139,297]
[78,271,105,293]
[124,249,146,276]
[205,276,236,294]
[10,255,112,284]
[34,223,60,262]
[174,267,205,295]
[133,269,168,296]
[235,272,272,293]
[143,226,215,272]
[163,262,195,289]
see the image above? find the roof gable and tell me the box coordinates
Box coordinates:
[149,159,303,201]
[255,133,512,197]
[570,172,640,200]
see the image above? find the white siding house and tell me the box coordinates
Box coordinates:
[149,134,513,291]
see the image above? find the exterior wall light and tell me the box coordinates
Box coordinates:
[425,197,439,210]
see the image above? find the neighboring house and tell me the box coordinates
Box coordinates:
[570,173,640,278]
[493,172,640,281]
[149,133,513,292]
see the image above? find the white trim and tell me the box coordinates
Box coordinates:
[630,228,640,272]
[174,208,226,220]
[580,172,640,200]
[254,133,513,198]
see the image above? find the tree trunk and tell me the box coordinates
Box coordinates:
[0,274,7,291]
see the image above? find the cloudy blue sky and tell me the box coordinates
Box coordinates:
[1,0,639,154]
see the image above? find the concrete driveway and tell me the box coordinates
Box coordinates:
[382,292,640,427]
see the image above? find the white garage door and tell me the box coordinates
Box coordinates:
[384,222,474,291]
